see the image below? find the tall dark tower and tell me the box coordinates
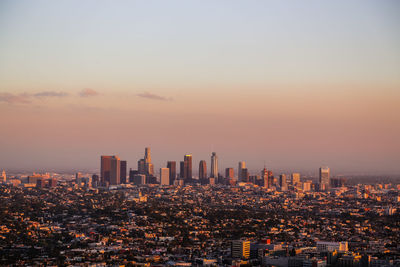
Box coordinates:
[167,161,176,185]
[180,161,187,179]
[210,152,218,178]
[101,155,112,185]
[225,168,234,179]
[120,160,127,184]
[199,160,207,181]
[319,166,330,191]
[109,156,121,185]
[184,154,192,182]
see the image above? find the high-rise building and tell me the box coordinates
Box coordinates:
[160,168,170,185]
[291,173,301,185]
[279,174,287,191]
[120,160,127,184]
[303,180,312,191]
[238,161,246,181]
[319,167,330,190]
[167,161,176,185]
[241,168,249,182]
[199,160,207,181]
[231,240,250,259]
[184,154,192,182]
[180,161,187,179]
[210,152,218,178]
[146,162,154,176]
[110,156,121,185]
[261,168,269,188]
[133,174,146,185]
[101,156,113,185]
[138,148,154,176]
[129,169,139,183]
[1,170,6,183]
[138,159,146,174]
[92,174,99,187]
[145,147,151,163]
[225,168,234,179]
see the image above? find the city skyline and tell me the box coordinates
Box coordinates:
[1,1,400,174]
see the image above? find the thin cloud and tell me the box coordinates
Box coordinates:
[33,91,69,97]
[137,91,173,101]
[0,93,31,104]
[79,88,99,97]
[0,91,69,104]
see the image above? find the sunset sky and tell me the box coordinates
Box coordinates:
[1,0,399,175]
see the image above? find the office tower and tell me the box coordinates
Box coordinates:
[129,169,139,183]
[303,180,312,192]
[144,147,154,176]
[145,147,151,163]
[279,174,287,191]
[319,167,330,190]
[92,174,99,187]
[120,160,127,184]
[75,172,82,181]
[101,156,112,184]
[231,240,250,259]
[1,170,6,183]
[238,161,246,181]
[261,168,269,188]
[225,168,234,179]
[184,154,192,181]
[291,173,301,185]
[241,168,249,182]
[199,160,207,181]
[167,161,176,185]
[101,156,113,185]
[146,162,154,176]
[137,147,154,176]
[210,152,218,178]
[160,168,170,185]
[138,159,146,174]
[180,161,187,179]
[109,156,121,185]
[133,174,146,185]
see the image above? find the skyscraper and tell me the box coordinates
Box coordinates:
[145,147,151,163]
[199,160,207,181]
[241,168,249,182]
[279,174,287,191]
[225,168,234,179]
[261,168,269,188]
[0,170,6,183]
[138,159,146,174]
[238,161,246,181]
[319,166,330,190]
[167,161,176,185]
[144,147,154,176]
[160,168,170,185]
[120,160,127,184]
[291,173,301,185]
[184,154,192,182]
[101,156,112,185]
[110,156,121,185]
[210,152,218,178]
[180,161,187,179]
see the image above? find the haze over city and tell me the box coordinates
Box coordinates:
[1,0,400,174]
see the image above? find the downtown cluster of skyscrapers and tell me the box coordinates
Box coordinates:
[99,147,333,190]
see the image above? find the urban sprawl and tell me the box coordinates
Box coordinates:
[0,148,399,266]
